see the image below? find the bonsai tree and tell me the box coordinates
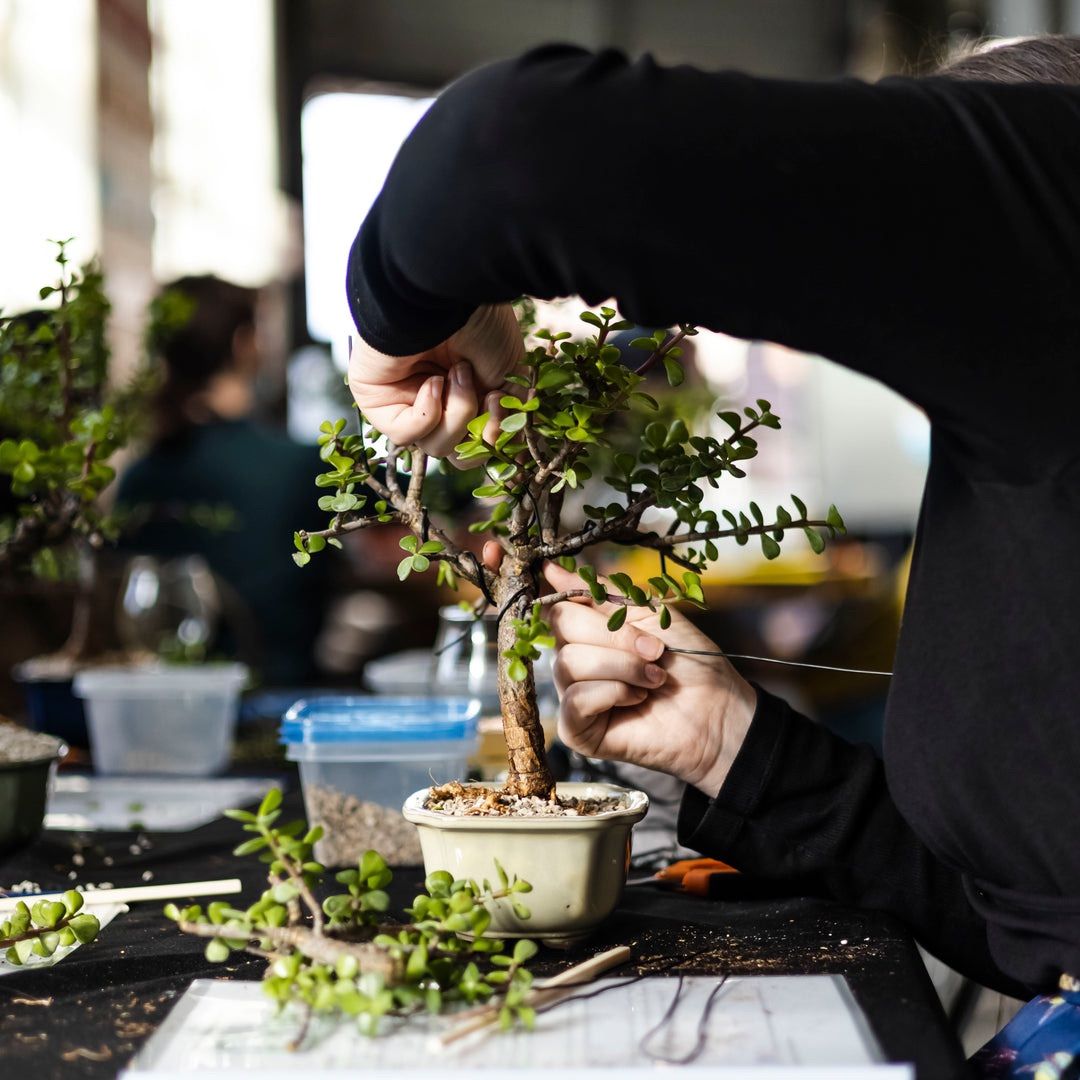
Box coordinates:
[0,242,155,662]
[296,307,844,800]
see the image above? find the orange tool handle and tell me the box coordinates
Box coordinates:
[654,857,738,883]
[680,866,739,896]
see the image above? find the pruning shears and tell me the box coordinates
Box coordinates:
[626,857,738,896]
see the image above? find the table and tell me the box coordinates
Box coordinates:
[0,788,967,1078]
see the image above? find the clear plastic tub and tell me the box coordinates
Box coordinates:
[281,696,479,866]
[73,664,248,776]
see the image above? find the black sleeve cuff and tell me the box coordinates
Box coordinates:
[676,683,793,862]
[346,214,476,356]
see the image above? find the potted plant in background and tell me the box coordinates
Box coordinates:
[295,305,845,944]
[2,243,248,778]
[0,241,153,745]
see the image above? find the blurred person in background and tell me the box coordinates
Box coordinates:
[117,276,329,683]
[343,35,1080,1075]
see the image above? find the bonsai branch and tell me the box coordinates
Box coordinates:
[175,918,400,980]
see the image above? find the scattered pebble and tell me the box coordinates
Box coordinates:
[3,879,41,895]
[72,854,85,867]
[141,871,154,882]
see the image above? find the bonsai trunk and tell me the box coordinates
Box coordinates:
[495,560,555,800]
[59,547,97,663]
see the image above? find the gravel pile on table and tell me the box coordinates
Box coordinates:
[425,782,628,817]
[0,719,63,764]
[304,784,422,866]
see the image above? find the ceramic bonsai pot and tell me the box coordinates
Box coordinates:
[402,781,648,947]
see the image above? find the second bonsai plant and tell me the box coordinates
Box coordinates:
[297,306,844,941]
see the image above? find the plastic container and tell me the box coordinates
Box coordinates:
[281,696,479,866]
[73,664,248,776]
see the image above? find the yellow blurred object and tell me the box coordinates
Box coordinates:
[613,544,843,593]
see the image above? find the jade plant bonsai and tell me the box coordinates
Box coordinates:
[296,307,845,800]
[168,788,537,1041]
[0,242,156,663]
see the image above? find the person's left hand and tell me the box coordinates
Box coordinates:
[347,303,522,459]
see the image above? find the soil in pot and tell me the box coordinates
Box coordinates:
[425,780,628,818]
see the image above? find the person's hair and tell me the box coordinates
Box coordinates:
[939,33,1080,85]
[149,275,257,443]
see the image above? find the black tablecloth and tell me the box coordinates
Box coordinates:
[0,786,967,1079]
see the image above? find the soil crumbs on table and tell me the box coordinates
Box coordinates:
[425,781,627,817]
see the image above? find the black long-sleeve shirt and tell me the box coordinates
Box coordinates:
[346,45,1080,995]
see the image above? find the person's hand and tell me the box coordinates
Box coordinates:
[543,562,758,797]
[347,303,523,460]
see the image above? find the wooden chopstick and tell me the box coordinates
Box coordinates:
[438,944,632,1047]
[0,877,242,914]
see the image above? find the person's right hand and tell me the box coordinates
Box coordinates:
[347,303,523,460]
[543,562,758,797]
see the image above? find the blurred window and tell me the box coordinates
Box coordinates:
[0,0,98,311]
[301,86,434,370]
[148,0,285,286]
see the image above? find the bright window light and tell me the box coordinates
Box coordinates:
[301,88,434,368]
[0,0,98,312]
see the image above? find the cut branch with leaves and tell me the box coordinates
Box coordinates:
[296,305,846,799]
[165,788,538,1041]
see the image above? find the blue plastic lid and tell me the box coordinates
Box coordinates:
[280,696,480,745]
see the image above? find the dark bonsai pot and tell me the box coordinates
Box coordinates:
[0,730,66,856]
[13,663,88,748]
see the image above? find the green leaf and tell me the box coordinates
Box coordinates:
[398,534,418,553]
[791,493,808,518]
[500,411,528,433]
[826,504,846,533]
[258,788,282,817]
[663,356,684,387]
[397,556,414,581]
[68,913,99,943]
[606,606,627,632]
[659,605,672,630]
[507,657,527,683]
[513,939,538,964]
[205,938,230,963]
[292,551,311,568]
[535,365,574,391]
[411,554,430,573]
[579,310,604,328]
[760,534,781,560]
[804,526,825,554]
[466,412,491,439]
[233,836,269,856]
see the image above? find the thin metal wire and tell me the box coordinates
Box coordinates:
[638,973,731,1065]
[666,647,893,677]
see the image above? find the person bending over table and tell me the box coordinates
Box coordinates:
[342,37,1080,1073]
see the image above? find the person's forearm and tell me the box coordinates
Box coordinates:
[347,45,1080,422]
[678,686,1030,998]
